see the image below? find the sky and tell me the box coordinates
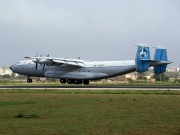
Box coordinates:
[0,0,180,67]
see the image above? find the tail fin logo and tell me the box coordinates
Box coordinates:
[138,47,149,59]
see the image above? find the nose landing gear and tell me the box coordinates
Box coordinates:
[27,78,32,83]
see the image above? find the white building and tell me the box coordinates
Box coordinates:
[167,67,180,72]
[0,67,12,76]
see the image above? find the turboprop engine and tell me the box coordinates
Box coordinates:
[33,59,53,65]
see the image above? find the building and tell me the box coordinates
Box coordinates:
[0,67,13,76]
[166,67,180,72]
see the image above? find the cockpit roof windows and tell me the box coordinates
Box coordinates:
[16,60,32,65]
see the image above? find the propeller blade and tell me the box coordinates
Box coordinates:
[36,58,40,63]
[43,64,45,70]
[36,63,38,70]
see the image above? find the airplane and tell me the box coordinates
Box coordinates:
[9,45,171,85]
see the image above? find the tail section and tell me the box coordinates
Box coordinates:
[135,44,151,73]
[135,45,171,74]
[153,47,168,74]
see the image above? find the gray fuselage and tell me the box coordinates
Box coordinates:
[10,60,136,80]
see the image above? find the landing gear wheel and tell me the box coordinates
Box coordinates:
[67,79,75,84]
[27,78,32,83]
[83,80,89,85]
[60,79,66,84]
[75,80,82,84]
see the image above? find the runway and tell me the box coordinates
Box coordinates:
[0,85,180,90]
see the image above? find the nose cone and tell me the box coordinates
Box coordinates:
[9,65,14,72]
[9,66,12,70]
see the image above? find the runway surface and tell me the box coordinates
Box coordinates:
[0,85,180,90]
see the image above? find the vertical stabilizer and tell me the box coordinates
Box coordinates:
[135,44,151,73]
[153,46,168,74]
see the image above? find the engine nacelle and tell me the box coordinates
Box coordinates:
[33,59,53,65]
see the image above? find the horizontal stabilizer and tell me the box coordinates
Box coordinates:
[141,59,171,65]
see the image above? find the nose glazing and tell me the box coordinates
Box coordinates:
[9,65,13,70]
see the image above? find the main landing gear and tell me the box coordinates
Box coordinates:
[83,80,89,85]
[26,77,89,85]
[60,79,89,85]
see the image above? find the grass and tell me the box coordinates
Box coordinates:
[0,89,180,135]
[1,81,180,86]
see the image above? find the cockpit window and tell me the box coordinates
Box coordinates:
[10,62,20,68]
[13,62,20,66]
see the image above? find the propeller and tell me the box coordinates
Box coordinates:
[35,62,38,70]
[41,54,50,70]
[34,54,42,70]
[35,59,39,70]
[43,64,46,70]
[35,53,38,57]
[34,54,50,71]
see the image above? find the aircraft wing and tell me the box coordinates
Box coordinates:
[53,59,84,67]
[25,57,85,67]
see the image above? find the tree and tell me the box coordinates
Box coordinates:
[137,73,147,80]
[173,79,180,83]
[167,72,179,79]
[153,73,169,82]
[2,74,10,78]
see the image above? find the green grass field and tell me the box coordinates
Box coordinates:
[1,81,180,86]
[0,89,180,135]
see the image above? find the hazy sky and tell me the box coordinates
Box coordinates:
[0,0,180,67]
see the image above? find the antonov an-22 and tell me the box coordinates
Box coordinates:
[10,45,171,85]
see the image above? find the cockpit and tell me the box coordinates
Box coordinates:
[9,60,33,71]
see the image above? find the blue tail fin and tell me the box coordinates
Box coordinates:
[154,47,168,74]
[135,45,151,73]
